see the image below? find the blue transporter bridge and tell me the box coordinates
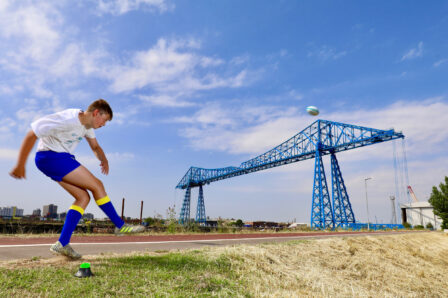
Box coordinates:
[176,119,404,229]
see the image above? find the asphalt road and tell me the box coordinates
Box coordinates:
[0,231,413,261]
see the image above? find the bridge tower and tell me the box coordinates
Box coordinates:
[179,186,191,224]
[330,153,355,227]
[196,185,206,223]
[311,147,334,229]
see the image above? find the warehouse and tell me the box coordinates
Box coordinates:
[400,202,442,230]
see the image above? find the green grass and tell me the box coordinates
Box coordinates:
[0,251,249,297]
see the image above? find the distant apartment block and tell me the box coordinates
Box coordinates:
[59,212,67,221]
[32,209,41,216]
[58,212,93,221]
[0,206,24,218]
[43,204,58,219]
[83,213,94,220]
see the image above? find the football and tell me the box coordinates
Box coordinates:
[306,106,319,116]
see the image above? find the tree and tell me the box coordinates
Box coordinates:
[144,217,155,226]
[429,176,448,229]
[235,219,244,227]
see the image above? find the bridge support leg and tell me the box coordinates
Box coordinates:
[311,150,334,229]
[330,153,355,228]
[179,186,191,225]
[195,185,206,224]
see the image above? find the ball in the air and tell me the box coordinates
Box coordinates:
[306,106,319,116]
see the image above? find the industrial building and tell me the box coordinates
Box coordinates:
[400,202,442,230]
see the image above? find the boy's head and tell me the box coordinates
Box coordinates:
[87,99,113,121]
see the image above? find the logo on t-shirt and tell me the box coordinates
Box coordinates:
[71,133,83,141]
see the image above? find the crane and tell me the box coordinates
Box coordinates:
[407,186,419,203]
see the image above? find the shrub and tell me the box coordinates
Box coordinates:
[235,219,244,227]
[403,222,411,229]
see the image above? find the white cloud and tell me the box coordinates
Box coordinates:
[200,57,224,67]
[108,38,198,92]
[0,117,17,132]
[0,148,17,160]
[329,98,448,156]
[288,90,303,101]
[340,155,448,209]
[138,94,195,108]
[107,38,250,94]
[266,49,289,61]
[77,152,135,167]
[0,116,17,143]
[174,103,301,154]
[0,1,111,99]
[433,58,448,67]
[96,0,173,15]
[0,84,24,95]
[308,46,347,61]
[175,98,448,159]
[0,3,250,114]
[230,55,250,65]
[0,2,62,64]
[401,41,424,61]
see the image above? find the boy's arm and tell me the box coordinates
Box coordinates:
[86,137,109,175]
[10,130,38,179]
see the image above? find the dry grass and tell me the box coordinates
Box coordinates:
[214,232,448,297]
[1,232,447,297]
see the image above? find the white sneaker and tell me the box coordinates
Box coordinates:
[50,241,82,259]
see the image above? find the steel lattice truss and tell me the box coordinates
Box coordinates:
[331,154,355,227]
[195,185,206,223]
[178,187,191,224]
[176,120,404,189]
[176,119,404,228]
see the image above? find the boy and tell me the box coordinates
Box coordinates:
[10,99,144,259]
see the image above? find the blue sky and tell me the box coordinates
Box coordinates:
[1,0,447,223]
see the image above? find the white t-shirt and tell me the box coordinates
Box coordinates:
[31,109,95,154]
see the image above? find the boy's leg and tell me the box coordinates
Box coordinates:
[62,165,125,228]
[48,181,87,259]
[61,165,106,199]
[57,181,90,246]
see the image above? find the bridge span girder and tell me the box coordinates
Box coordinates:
[176,119,404,229]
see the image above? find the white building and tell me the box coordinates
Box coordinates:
[400,202,442,230]
[288,222,308,229]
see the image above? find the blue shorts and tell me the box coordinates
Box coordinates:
[35,151,81,182]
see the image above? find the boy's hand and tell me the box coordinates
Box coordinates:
[100,159,109,175]
[10,165,26,179]
[9,130,36,180]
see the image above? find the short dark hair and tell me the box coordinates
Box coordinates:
[87,99,113,120]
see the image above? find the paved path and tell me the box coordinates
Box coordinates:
[0,231,415,261]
